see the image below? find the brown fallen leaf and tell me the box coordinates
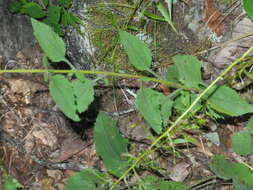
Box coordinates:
[203,0,224,37]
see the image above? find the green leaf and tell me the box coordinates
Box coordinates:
[232,163,253,190]
[136,88,173,134]
[94,112,130,177]
[133,176,161,190]
[207,85,253,116]
[167,55,203,89]
[31,18,66,62]
[243,0,253,21]
[209,155,234,180]
[156,2,177,33]
[42,0,49,7]
[247,116,253,135]
[72,79,94,113]
[56,0,71,8]
[119,30,152,71]
[63,169,107,190]
[210,155,253,190]
[8,1,23,13]
[21,2,46,18]
[232,130,253,156]
[4,176,22,190]
[160,181,186,190]
[46,6,61,24]
[49,74,79,121]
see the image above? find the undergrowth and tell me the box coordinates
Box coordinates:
[2,0,253,189]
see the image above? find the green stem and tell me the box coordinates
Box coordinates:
[108,46,253,190]
[0,69,194,91]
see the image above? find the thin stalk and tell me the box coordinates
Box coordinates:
[0,69,194,91]
[108,46,253,190]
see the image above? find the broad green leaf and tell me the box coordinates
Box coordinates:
[207,86,253,116]
[8,1,22,13]
[31,18,66,62]
[119,31,152,71]
[94,112,130,177]
[63,169,107,190]
[232,130,253,156]
[247,116,253,135]
[21,2,45,18]
[49,75,79,121]
[209,155,234,180]
[167,55,203,89]
[243,0,253,21]
[210,155,253,190]
[232,163,253,190]
[136,88,173,134]
[46,6,61,24]
[160,181,186,190]
[72,79,94,113]
[4,176,22,190]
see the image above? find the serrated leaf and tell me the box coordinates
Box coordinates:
[247,116,253,135]
[63,169,107,190]
[119,31,152,71]
[160,181,186,190]
[49,74,79,121]
[94,112,130,177]
[209,155,234,180]
[21,2,45,18]
[72,79,94,113]
[31,18,66,62]
[167,55,203,89]
[8,1,23,13]
[136,88,173,134]
[232,130,253,156]
[207,85,253,116]
[243,0,253,21]
[46,6,61,24]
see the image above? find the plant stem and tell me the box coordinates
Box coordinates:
[108,45,253,190]
[0,69,194,91]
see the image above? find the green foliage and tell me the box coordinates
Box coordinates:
[20,2,45,18]
[206,85,253,116]
[166,55,204,89]
[94,112,130,177]
[156,1,177,33]
[9,0,80,35]
[247,116,253,135]
[49,74,94,121]
[63,169,108,190]
[160,181,186,190]
[31,18,67,63]
[132,176,186,190]
[243,0,253,21]
[119,31,152,71]
[232,130,253,156]
[136,88,173,134]
[3,176,22,190]
[210,155,253,190]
